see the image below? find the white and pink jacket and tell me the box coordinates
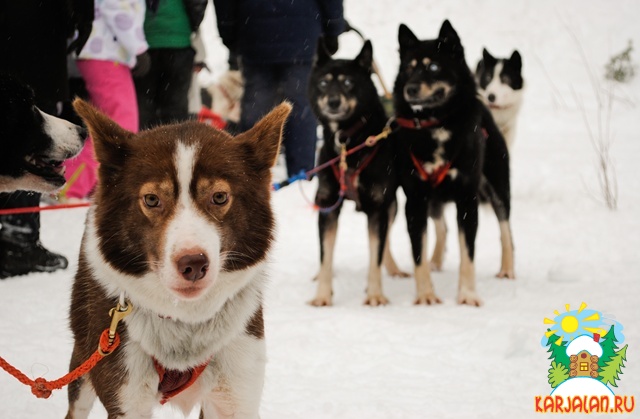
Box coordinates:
[78,0,148,68]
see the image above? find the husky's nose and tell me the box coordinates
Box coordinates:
[77,125,88,139]
[327,96,341,110]
[487,93,496,103]
[404,83,420,97]
[177,253,209,282]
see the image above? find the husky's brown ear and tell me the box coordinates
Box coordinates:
[72,98,133,169]
[239,102,292,171]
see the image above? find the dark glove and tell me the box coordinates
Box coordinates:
[132,52,151,78]
[321,36,339,56]
[67,0,94,55]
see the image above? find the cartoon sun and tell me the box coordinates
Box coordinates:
[544,302,608,344]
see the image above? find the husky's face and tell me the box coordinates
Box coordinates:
[476,49,524,109]
[309,40,378,122]
[395,21,467,111]
[0,75,86,193]
[74,99,290,302]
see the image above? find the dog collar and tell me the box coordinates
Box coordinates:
[395,116,441,129]
[154,358,210,405]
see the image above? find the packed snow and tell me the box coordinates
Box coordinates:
[1,0,639,418]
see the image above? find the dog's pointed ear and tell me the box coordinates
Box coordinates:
[239,102,292,172]
[482,48,495,62]
[510,50,522,70]
[315,38,332,67]
[356,40,373,71]
[398,24,419,55]
[72,98,133,168]
[438,20,461,45]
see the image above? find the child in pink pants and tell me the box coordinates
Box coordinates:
[64,0,148,199]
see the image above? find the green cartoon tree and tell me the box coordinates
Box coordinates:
[599,344,628,387]
[598,325,619,369]
[548,361,569,388]
[546,331,570,369]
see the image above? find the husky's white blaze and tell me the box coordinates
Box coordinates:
[38,108,85,156]
[481,61,524,150]
[159,143,222,297]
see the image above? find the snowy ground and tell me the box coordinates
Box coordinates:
[1,1,640,418]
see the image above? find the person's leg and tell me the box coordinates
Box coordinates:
[277,62,317,176]
[240,63,278,133]
[64,60,139,199]
[155,47,195,125]
[0,192,67,278]
[135,49,161,130]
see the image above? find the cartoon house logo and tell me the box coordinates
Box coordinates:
[538,302,634,413]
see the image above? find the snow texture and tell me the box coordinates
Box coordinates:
[1,0,640,418]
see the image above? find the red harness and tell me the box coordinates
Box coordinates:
[330,145,380,205]
[409,154,452,187]
[396,116,452,185]
[154,358,210,404]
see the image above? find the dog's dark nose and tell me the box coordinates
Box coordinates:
[77,125,88,138]
[177,253,209,282]
[487,93,496,103]
[327,96,341,110]
[405,83,420,97]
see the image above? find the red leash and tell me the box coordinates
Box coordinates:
[0,202,90,216]
[0,299,131,399]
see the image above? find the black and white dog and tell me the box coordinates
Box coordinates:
[475,49,524,151]
[307,40,406,307]
[0,75,86,193]
[393,21,515,307]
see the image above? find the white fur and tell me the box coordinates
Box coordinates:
[478,62,524,151]
[39,108,85,159]
[159,143,222,299]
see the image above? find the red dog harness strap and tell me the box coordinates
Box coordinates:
[410,152,452,187]
[154,358,210,404]
[395,116,441,129]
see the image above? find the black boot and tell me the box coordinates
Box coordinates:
[0,241,68,279]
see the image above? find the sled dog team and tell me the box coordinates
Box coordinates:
[1,20,523,418]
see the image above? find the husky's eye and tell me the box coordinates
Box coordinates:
[501,75,512,85]
[143,194,160,208]
[212,192,229,205]
[318,80,329,90]
[428,62,440,72]
[342,78,354,89]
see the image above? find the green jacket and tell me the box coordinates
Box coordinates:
[144,0,193,48]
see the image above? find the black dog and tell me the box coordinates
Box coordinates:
[0,74,86,193]
[308,40,406,306]
[392,21,515,307]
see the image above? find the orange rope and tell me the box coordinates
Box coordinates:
[0,329,120,399]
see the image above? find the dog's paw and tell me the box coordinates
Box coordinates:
[364,294,390,306]
[387,267,411,278]
[457,288,483,307]
[309,296,333,307]
[496,270,516,279]
[414,293,442,305]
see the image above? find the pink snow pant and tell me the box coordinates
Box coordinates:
[64,59,139,198]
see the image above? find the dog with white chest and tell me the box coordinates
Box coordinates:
[475,48,524,151]
[66,99,290,418]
